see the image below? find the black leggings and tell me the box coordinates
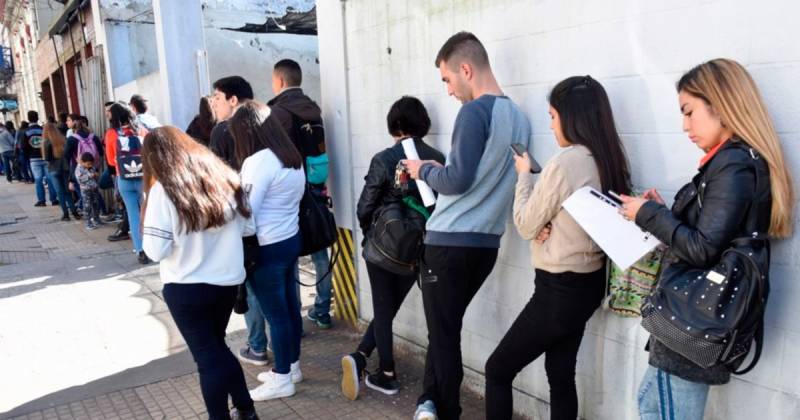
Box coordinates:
[485,267,605,420]
[163,283,254,420]
[357,261,416,372]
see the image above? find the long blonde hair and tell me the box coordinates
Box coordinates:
[42,123,66,159]
[677,58,794,238]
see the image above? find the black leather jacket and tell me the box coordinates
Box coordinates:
[356,138,445,234]
[636,138,772,384]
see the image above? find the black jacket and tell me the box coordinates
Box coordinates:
[267,88,322,152]
[356,138,445,233]
[635,139,772,384]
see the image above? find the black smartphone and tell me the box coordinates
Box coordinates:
[510,143,542,174]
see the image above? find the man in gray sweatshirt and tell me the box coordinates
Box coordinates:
[404,32,532,420]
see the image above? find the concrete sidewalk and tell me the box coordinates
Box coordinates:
[0,180,487,420]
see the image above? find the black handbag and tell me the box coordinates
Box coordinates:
[298,184,336,257]
[641,149,769,374]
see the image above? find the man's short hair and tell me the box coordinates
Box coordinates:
[80,115,89,125]
[434,31,490,70]
[58,112,68,122]
[104,101,115,107]
[212,76,254,101]
[27,110,38,123]
[273,59,302,87]
[129,95,148,114]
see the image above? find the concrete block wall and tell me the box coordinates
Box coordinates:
[318,0,800,418]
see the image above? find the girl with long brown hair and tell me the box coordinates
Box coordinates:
[141,126,259,420]
[621,58,794,419]
[42,122,80,221]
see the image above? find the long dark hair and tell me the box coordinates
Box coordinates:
[549,76,631,195]
[193,96,216,143]
[108,102,139,131]
[229,100,302,169]
[142,126,251,233]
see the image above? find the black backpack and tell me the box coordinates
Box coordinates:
[641,148,770,374]
[362,198,428,276]
[298,184,336,257]
[275,105,328,185]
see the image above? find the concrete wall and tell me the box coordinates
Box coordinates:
[317,1,800,419]
[202,0,320,104]
[104,21,158,88]
[112,71,165,126]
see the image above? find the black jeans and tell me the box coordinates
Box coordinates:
[417,245,498,420]
[163,282,254,420]
[485,267,606,420]
[357,261,417,372]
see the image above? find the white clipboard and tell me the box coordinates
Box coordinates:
[562,186,661,270]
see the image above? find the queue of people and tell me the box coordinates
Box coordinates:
[5,29,785,420]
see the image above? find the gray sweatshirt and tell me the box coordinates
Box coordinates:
[420,95,532,248]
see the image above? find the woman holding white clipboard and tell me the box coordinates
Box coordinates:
[485,76,631,420]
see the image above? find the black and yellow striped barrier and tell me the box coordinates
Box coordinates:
[332,227,359,325]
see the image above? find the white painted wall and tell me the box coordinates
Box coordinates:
[317,1,800,419]
[202,0,321,104]
[113,71,167,126]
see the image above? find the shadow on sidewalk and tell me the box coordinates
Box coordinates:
[0,350,197,419]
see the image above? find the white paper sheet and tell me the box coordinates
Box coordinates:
[401,138,437,207]
[562,186,662,270]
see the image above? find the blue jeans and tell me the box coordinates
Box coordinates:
[308,248,333,317]
[117,177,143,252]
[163,282,254,420]
[48,169,77,216]
[30,159,56,203]
[638,366,710,420]
[247,233,302,374]
[18,154,33,181]
[2,151,13,182]
[243,280,268,353]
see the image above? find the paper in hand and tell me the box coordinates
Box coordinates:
[401,139,436,207]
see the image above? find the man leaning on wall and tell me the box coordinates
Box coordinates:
[403,32,533,420]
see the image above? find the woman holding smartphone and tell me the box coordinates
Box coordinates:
[485,75,631,420]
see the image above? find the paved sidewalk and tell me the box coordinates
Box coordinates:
[0,180,488,420]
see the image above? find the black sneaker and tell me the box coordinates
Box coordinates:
[71,211,82,220]
[34,201,46,207]
[107,229,130,242]
[60,215,70,222]
[138,251,151,265]
[365,371,400,395]
[308,309,333,329]
[51,200,59,206]
[341,352,367,401]
[230,407,260,420]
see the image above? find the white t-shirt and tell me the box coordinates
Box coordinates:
[240,148,305,246]
[142,182,255,286]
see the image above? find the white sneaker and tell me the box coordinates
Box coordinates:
[290,361,303,383]
[413,400,437,420]
[258,362,302,384]
[249,370,295,401]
